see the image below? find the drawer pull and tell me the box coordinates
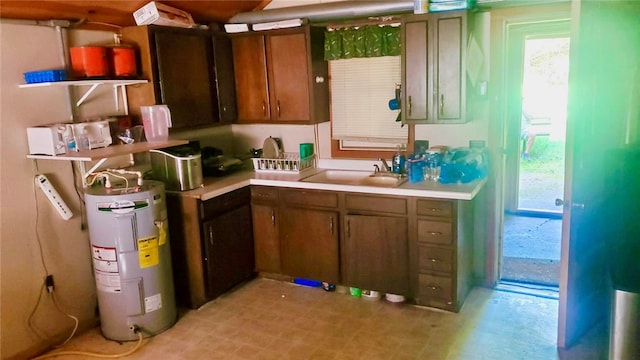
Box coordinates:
[428,284,441,291]
[330,216,334,235]
[429,231,443,236]
[429,208,442,212]
[430,258,440,262]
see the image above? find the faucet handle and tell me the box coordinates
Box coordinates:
[373,164,380,173]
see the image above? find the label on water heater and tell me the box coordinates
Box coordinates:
[95,272,121,293]
[145,293,162,313]
[92,245,121,292]
[137,236,159,269]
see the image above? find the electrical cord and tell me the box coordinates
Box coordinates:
[28,177,51,340]
[27,284,48,341]
[30,175,82,347]
[49,292,79,348]
[32,330,144,359]
[70,162,87,229]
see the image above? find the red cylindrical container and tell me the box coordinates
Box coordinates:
[108,45,137,77]
[70,46,109,77]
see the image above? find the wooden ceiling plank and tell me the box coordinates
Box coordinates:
[0,0,270,30]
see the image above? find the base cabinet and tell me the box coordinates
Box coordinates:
[249,185,474,312]
[343,213,409,296]
[250,186,281,273]
[412,199,473,312]
[278,188,340,283]
[251,203,281,274]
[167,187,254,309]
[281,207,340,282]
[202,204,254,301]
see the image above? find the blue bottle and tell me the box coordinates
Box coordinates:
[392,145,406,174]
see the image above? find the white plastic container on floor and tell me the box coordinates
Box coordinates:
[385,293,405,303]
[362,290,381,301]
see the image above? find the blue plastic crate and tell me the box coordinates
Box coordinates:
[23,69,67,84]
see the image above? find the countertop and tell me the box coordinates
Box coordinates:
[169,168,487,202]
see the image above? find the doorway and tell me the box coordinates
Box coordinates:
[502,20,570,287]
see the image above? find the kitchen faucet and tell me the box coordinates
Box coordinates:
[376,158,391,173]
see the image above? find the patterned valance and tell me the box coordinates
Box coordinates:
[324,25,401,60]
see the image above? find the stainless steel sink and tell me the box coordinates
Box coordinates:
[300,170,406,188]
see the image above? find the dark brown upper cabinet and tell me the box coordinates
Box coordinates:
[231,26,329,124]
[120,25,237,130]
[402,11,471,124]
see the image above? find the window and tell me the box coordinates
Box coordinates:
[329,56,410,158]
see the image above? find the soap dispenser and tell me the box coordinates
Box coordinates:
[392,144,406,174]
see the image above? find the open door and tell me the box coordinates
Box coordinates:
[558,0,640,349]
[502,20,569,286]
[504,21,569,217]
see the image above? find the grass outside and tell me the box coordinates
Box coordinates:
[518,136,565,211]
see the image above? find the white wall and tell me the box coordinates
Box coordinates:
[0,23,116,359]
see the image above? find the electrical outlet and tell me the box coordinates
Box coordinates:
[35,174,73,220]
[45,274,55,292]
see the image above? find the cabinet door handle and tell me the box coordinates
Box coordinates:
[346,219,350,238]
[271,210,275,226]
[209,227,214,246]
[408,96,412,116]
[277,100,281,118]
[330,216,334,235]
[439,94,444,116]
[262,101,267,116]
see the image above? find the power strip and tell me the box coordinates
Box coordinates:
[35,174,73,220]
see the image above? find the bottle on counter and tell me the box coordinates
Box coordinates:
[392,144,406,174]
[407,153,426,183]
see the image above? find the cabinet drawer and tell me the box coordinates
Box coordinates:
[201,187,250,219]
[418,246,453,274]
[281,189,338,208]
[345,194,407,215]
[416,199,453,218]
[251,186,279,203]
[417,220,453,245]
[418,273,453,304]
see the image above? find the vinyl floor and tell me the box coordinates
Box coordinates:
[37,278,607,360]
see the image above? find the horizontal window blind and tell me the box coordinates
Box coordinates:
[330,56,407,143]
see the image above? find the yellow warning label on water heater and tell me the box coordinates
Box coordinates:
[155,220,167,245]
[137,236,159,268]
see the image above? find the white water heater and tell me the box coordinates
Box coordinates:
[84,180,177,341]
